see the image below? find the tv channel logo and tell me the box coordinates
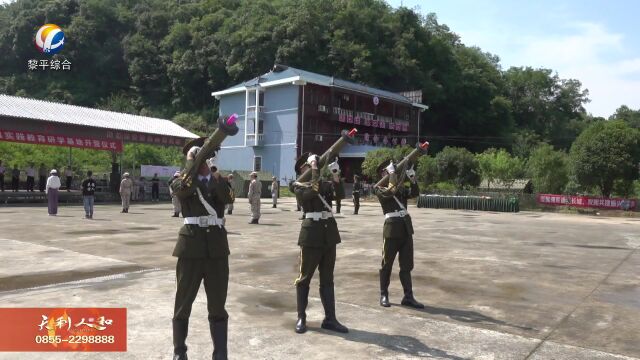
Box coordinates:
[34,24,65,54]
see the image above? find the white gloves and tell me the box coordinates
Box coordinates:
[328,158,340,174]
[206,154,218,169]
[307,154,319,165]
[187,146,201,160]
[385,161,396,174]
[406,166,416,179]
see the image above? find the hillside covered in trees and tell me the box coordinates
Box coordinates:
[1,0,639,196]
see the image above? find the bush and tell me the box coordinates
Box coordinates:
[435,147,481,189]
[527,144,569,194]
[569,120,640,196]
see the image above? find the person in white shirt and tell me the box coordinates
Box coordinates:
[46,169,61,215]
[26,163,36,192]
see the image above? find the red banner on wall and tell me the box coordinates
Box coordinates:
[537,194,637,210]
[0,129,123,153]
[0,308,127,352]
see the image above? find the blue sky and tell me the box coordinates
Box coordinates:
[387,0,640,117]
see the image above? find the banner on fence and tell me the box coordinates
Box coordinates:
[536,194,637,210]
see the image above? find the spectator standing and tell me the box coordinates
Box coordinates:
[119,173,133,213]
[25,163,35,192]
[271,176,279,208]
[81,170,97,219]
[11,165,20,192]
[151,173,160,201]
[64,166,73,191]
[352,175,362,215]
[0,160,5,192]
[46,169,61,215]
[226,174,235,215]
[138,176,146,201]
[168,171,181,217]
[38,163,47,192]
[247,172,262,224]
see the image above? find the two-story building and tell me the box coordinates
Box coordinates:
[211,64,427,183]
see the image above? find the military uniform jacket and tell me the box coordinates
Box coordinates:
[294,169,341,248]
[171,165,233,259]
[375,181,419,239]
[248,179,262,200]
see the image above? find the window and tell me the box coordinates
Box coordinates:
[258,120,264,134]
[253,156,262,172]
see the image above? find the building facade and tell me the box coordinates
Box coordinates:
[212,65,427,183]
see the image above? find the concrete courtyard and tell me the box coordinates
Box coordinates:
[0,198,639,359]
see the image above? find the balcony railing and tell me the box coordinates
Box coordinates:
[246,133,264,146]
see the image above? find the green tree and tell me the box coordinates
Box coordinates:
[476,148,525,189]
[435,147,480,189]
[609,105,640,129]
[569,120,640,197]
[361,147,395,181]
[503,67,590,149]
[527,144,569,194]
[416,155,438,187]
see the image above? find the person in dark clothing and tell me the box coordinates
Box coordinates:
[352,175,362,215]
[81,171,97,219]
[374,161,424,309]
[152,173,160,201]
[38,163,47,192]
[170,141,233,360]
[0,160,5,192]
[11,166,20,192]
[292,153,348,335]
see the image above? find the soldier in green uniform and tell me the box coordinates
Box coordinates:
[374,160,424,309]
[293,153,348,334]
[328,158,344,213]
[170,138,233,360]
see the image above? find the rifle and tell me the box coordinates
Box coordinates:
[183,114,239,181]
[296,128,358,182]
[375,141,429,188]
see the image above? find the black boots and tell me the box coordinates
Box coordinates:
[248,219,259,224]
[272,204,277,208]
[172,319,189,360]
[172,212,179,217]
[399,271,424,309]
[319,286,348,333]
[379,269,391,307]
[295,285,309,333]
[209,319,228,360]
[227,209,232,215]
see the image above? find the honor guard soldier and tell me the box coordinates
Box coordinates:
[170,138,233,360]
[327,158,345,213]
[374,160,424,309]
[352,175,362,215]
[292,153,348,334]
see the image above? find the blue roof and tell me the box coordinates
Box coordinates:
[216,65,416,105]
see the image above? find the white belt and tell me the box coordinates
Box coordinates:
[384,210,408,219]
[184,215,225,228]
[306,211,333,221]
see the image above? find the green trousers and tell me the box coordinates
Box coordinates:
[380,236,414,277]
[294,245,336,288]
[173,257,229,322]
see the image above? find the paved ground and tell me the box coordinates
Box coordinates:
[0,198,638,359]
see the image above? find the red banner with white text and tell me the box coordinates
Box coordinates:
[536,194,637,210]
[0,129,123,152]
